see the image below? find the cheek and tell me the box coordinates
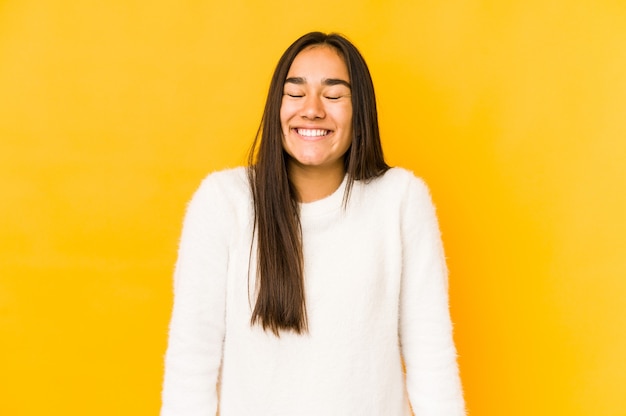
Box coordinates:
[341,108,353,136]
[338,104,353,129]
[279,102,293,132]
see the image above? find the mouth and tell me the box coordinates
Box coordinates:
[294,128,331,138]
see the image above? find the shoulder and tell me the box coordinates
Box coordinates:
[350,167,434,215]
[363,167,439,224]
[193,166,250,203]
[365,167,431,202]
[198,166,249,192]
[183,166,251,223]
[380,167,427,186]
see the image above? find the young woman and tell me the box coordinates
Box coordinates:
[161,32,465,416]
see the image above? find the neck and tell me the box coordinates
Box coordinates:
[288,163,346,203]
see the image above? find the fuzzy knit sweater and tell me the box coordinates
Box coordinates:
[161,167,465,416]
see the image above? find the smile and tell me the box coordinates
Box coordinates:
[296,128,330,137]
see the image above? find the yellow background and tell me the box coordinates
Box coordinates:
[1,1,625,415]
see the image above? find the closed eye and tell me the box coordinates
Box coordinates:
[325,94,351,100]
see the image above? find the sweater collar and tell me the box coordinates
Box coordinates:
[298,174,348,219]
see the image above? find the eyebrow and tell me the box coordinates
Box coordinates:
[284,77,351,89]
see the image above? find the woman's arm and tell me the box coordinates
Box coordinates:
[161,176,230,416]
[399,176,466,416]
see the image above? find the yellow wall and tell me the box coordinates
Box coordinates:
[1,1,625,414]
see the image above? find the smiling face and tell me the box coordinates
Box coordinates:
[280,45,353,176]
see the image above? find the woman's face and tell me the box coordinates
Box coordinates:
[280,45,353,174]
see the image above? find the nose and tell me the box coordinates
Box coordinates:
[300,94,325,119]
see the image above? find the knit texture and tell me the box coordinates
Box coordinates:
[161,167,465,416]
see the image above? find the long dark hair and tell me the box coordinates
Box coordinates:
[247,32,389,335]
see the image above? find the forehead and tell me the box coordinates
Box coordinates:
[286,45,349,80]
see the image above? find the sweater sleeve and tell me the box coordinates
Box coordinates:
[399,176,466,415]
[161,175,230,416]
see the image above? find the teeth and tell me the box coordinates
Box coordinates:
[297,129,329,137]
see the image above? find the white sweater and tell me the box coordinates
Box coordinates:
[161,167,465,416]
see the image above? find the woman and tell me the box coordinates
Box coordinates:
[161,32,465,416]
